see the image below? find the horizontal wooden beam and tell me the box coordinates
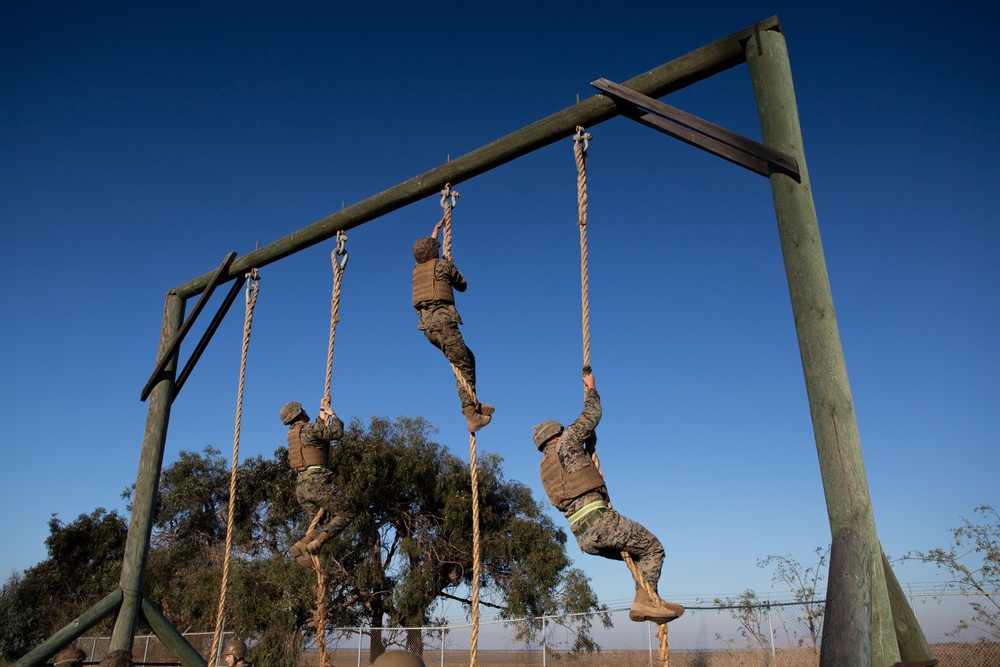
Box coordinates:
[171,17,781,299]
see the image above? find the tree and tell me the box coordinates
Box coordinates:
[712,589,770,652]
[131,417,602,665]
[758,546,828,651]
[310,416,602,662]
[905,504,1000,641]
[0,509,128,661]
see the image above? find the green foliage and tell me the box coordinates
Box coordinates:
[0,509,127,660]
[4,417,600,664]
[0,572,44,660]
[757,547,827,650]
[905,504,1000,640]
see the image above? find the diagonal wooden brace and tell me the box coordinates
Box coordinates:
[592,77,800,180]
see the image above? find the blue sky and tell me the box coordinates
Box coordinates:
[1,0,997,617]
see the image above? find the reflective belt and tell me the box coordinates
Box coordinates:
[569,499,609,535]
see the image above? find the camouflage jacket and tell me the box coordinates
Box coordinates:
[554,387,608,517]
[415,259,467,330]
[298,415,345,448]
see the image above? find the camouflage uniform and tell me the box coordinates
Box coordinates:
[413,241,477,408]
[290,415,355,538]
[542,387,665,589]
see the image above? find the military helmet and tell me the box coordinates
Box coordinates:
[280,401,305,425]
[372,651,426,667]
[223,640,247,659]
[54,647,86,666]
[533,420,564,450]
[412,236,440,263]
[98,650,134,667]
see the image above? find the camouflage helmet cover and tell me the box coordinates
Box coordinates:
[98,650,134,667]
[412,236,440,263]
[372,651,427,667]
[54,647,86,666]
[223,640,247,659]
[533,420,564,450]
[280,401,305,425]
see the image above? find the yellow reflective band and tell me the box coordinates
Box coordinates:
[569,500,608,525]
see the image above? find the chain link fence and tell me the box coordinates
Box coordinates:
[66,592,997,667]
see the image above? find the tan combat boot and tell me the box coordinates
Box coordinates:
[462,404,493,432]
[629,586,685,623]
[289,531,318,569]
[303,531,330,555]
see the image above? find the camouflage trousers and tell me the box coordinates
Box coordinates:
[295,468,355,538]
[422,323,477,408]
[575,508,665,590]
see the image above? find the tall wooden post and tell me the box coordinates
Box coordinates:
[110,292,185,650]
[745,28,900,666]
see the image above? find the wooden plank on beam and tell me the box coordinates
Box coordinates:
[592,77,800,179]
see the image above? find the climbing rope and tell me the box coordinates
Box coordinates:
[440,183,459,261]
[325,230,349,408]
[573,128,670,665]
[439,184,482,667]
[208,268,260,666]
[466,429,482,667]
[574,127,593,370]
[304,231,350,667]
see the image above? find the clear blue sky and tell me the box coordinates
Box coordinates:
[2,1,997,615]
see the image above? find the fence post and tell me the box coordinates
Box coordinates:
[541,616,547,667]
[647,621,653,665]
[356,627,362,667]
[440,626,445,667]
[767,600,776,666]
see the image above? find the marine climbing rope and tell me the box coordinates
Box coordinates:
[573,127,673,666]
[208,268,261,666]
[440,184,484,667]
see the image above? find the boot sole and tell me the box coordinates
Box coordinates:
[290,543,315,570]
[629,602,685,623]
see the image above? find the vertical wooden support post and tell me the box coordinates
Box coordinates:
[110,292,185,651]
[744,28,901,666]
[821,527,873,667]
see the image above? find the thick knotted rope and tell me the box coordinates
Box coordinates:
[439,184,482,667]
[574,128,670,665]
[208,269,260,666]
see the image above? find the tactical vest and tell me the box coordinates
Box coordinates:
[412,260,454,307]
[287,423,328,472]
[539,447,606,511]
